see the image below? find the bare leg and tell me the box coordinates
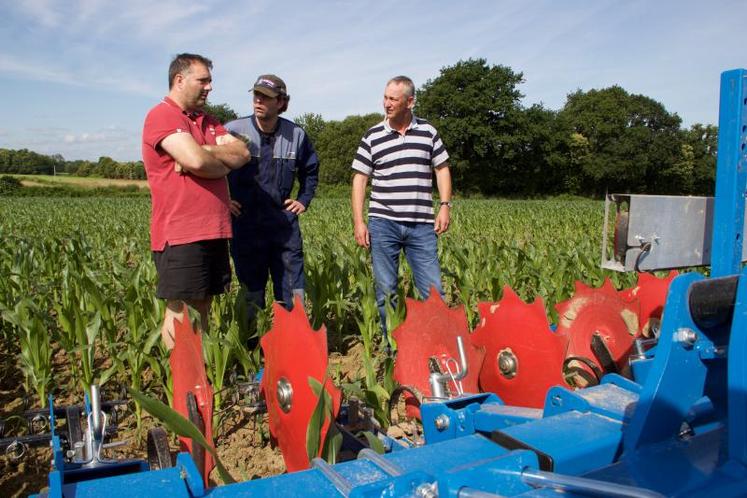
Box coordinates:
[161,300,185,350]
[160,297,212,350]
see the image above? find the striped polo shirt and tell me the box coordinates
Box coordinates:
[352,116,449,223]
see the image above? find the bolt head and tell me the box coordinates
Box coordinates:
[415,482,438,498]
[675,328,698,348]
[277,377,293,413]
[497,348,518,379]
[434,414,450,431]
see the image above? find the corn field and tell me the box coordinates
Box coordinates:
[0,196,637,421]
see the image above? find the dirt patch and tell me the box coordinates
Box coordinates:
[211,412,285,483]
[1,449,51,498]
[329,340,366,383]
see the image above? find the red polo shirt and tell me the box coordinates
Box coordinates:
[142,97,233,251]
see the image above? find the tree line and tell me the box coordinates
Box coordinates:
[0,148,146,180]
[3,58,718,197]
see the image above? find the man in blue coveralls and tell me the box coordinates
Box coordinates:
[224,75,319,346]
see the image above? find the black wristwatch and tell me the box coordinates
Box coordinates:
[440,201,453,208]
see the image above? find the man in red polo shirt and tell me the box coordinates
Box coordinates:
[142,53,250,349]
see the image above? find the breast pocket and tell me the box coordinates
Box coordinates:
[277,154,297,198]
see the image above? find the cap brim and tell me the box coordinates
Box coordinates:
[253,86,279,98]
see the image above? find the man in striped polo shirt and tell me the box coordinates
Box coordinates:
[351,75,453,334]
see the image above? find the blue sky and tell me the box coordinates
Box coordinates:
[2,0,745,162]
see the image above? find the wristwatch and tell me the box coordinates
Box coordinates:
[440,201,453,208]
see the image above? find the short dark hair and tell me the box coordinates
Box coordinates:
[168,53,213,89]
[387,75,415,98]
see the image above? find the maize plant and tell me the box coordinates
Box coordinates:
[1,298,53,407]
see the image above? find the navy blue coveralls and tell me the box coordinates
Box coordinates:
[224,115,319,313]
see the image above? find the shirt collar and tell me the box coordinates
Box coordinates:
[384,114,418,133]
[251,114,280,136]
[162,96,203,119]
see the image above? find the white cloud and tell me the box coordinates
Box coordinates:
[63,127,130,144]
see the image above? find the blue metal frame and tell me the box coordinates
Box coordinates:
[623,272,718,451]
[729,267,747,465]
[711,69,747,277]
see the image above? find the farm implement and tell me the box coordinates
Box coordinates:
[29,69,747,497]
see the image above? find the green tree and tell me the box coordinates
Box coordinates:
[682,124,718,195]
[295,113,326,146]
[557,86,683,195]
[132,161,146,180]
[73,160,95,177]
[0,149,13,173]
[3,148,55,175]
[503,104,569,197]
[416,58,525,195]
[97,156,118,178]
[204,101,239,124]
[315,113,382,185]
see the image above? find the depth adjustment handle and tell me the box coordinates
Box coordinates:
[429,336,469,399]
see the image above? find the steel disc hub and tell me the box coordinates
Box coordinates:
[497,348,518,379]
[276,377,293,413]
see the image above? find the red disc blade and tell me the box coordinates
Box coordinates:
[555,279,639,382]
[260,297,341,472]
[471,286,566,408]
[169,304,215,485]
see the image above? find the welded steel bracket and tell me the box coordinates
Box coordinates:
[602,194,747,272]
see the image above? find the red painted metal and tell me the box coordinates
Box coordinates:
[260,297,341,473]
[555,279,639,381]
[471,286,566,408]
[620,271,678,337]
[169,304,214,486]
[392,289,484,418]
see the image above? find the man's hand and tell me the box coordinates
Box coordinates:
[284,199,306,215]
[229,199,242,217]
[354,221,370,248]
[434,205,450,235]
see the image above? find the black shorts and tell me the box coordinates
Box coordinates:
[153,239,231,301]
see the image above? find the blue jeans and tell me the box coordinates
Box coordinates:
[368,217,444,332]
